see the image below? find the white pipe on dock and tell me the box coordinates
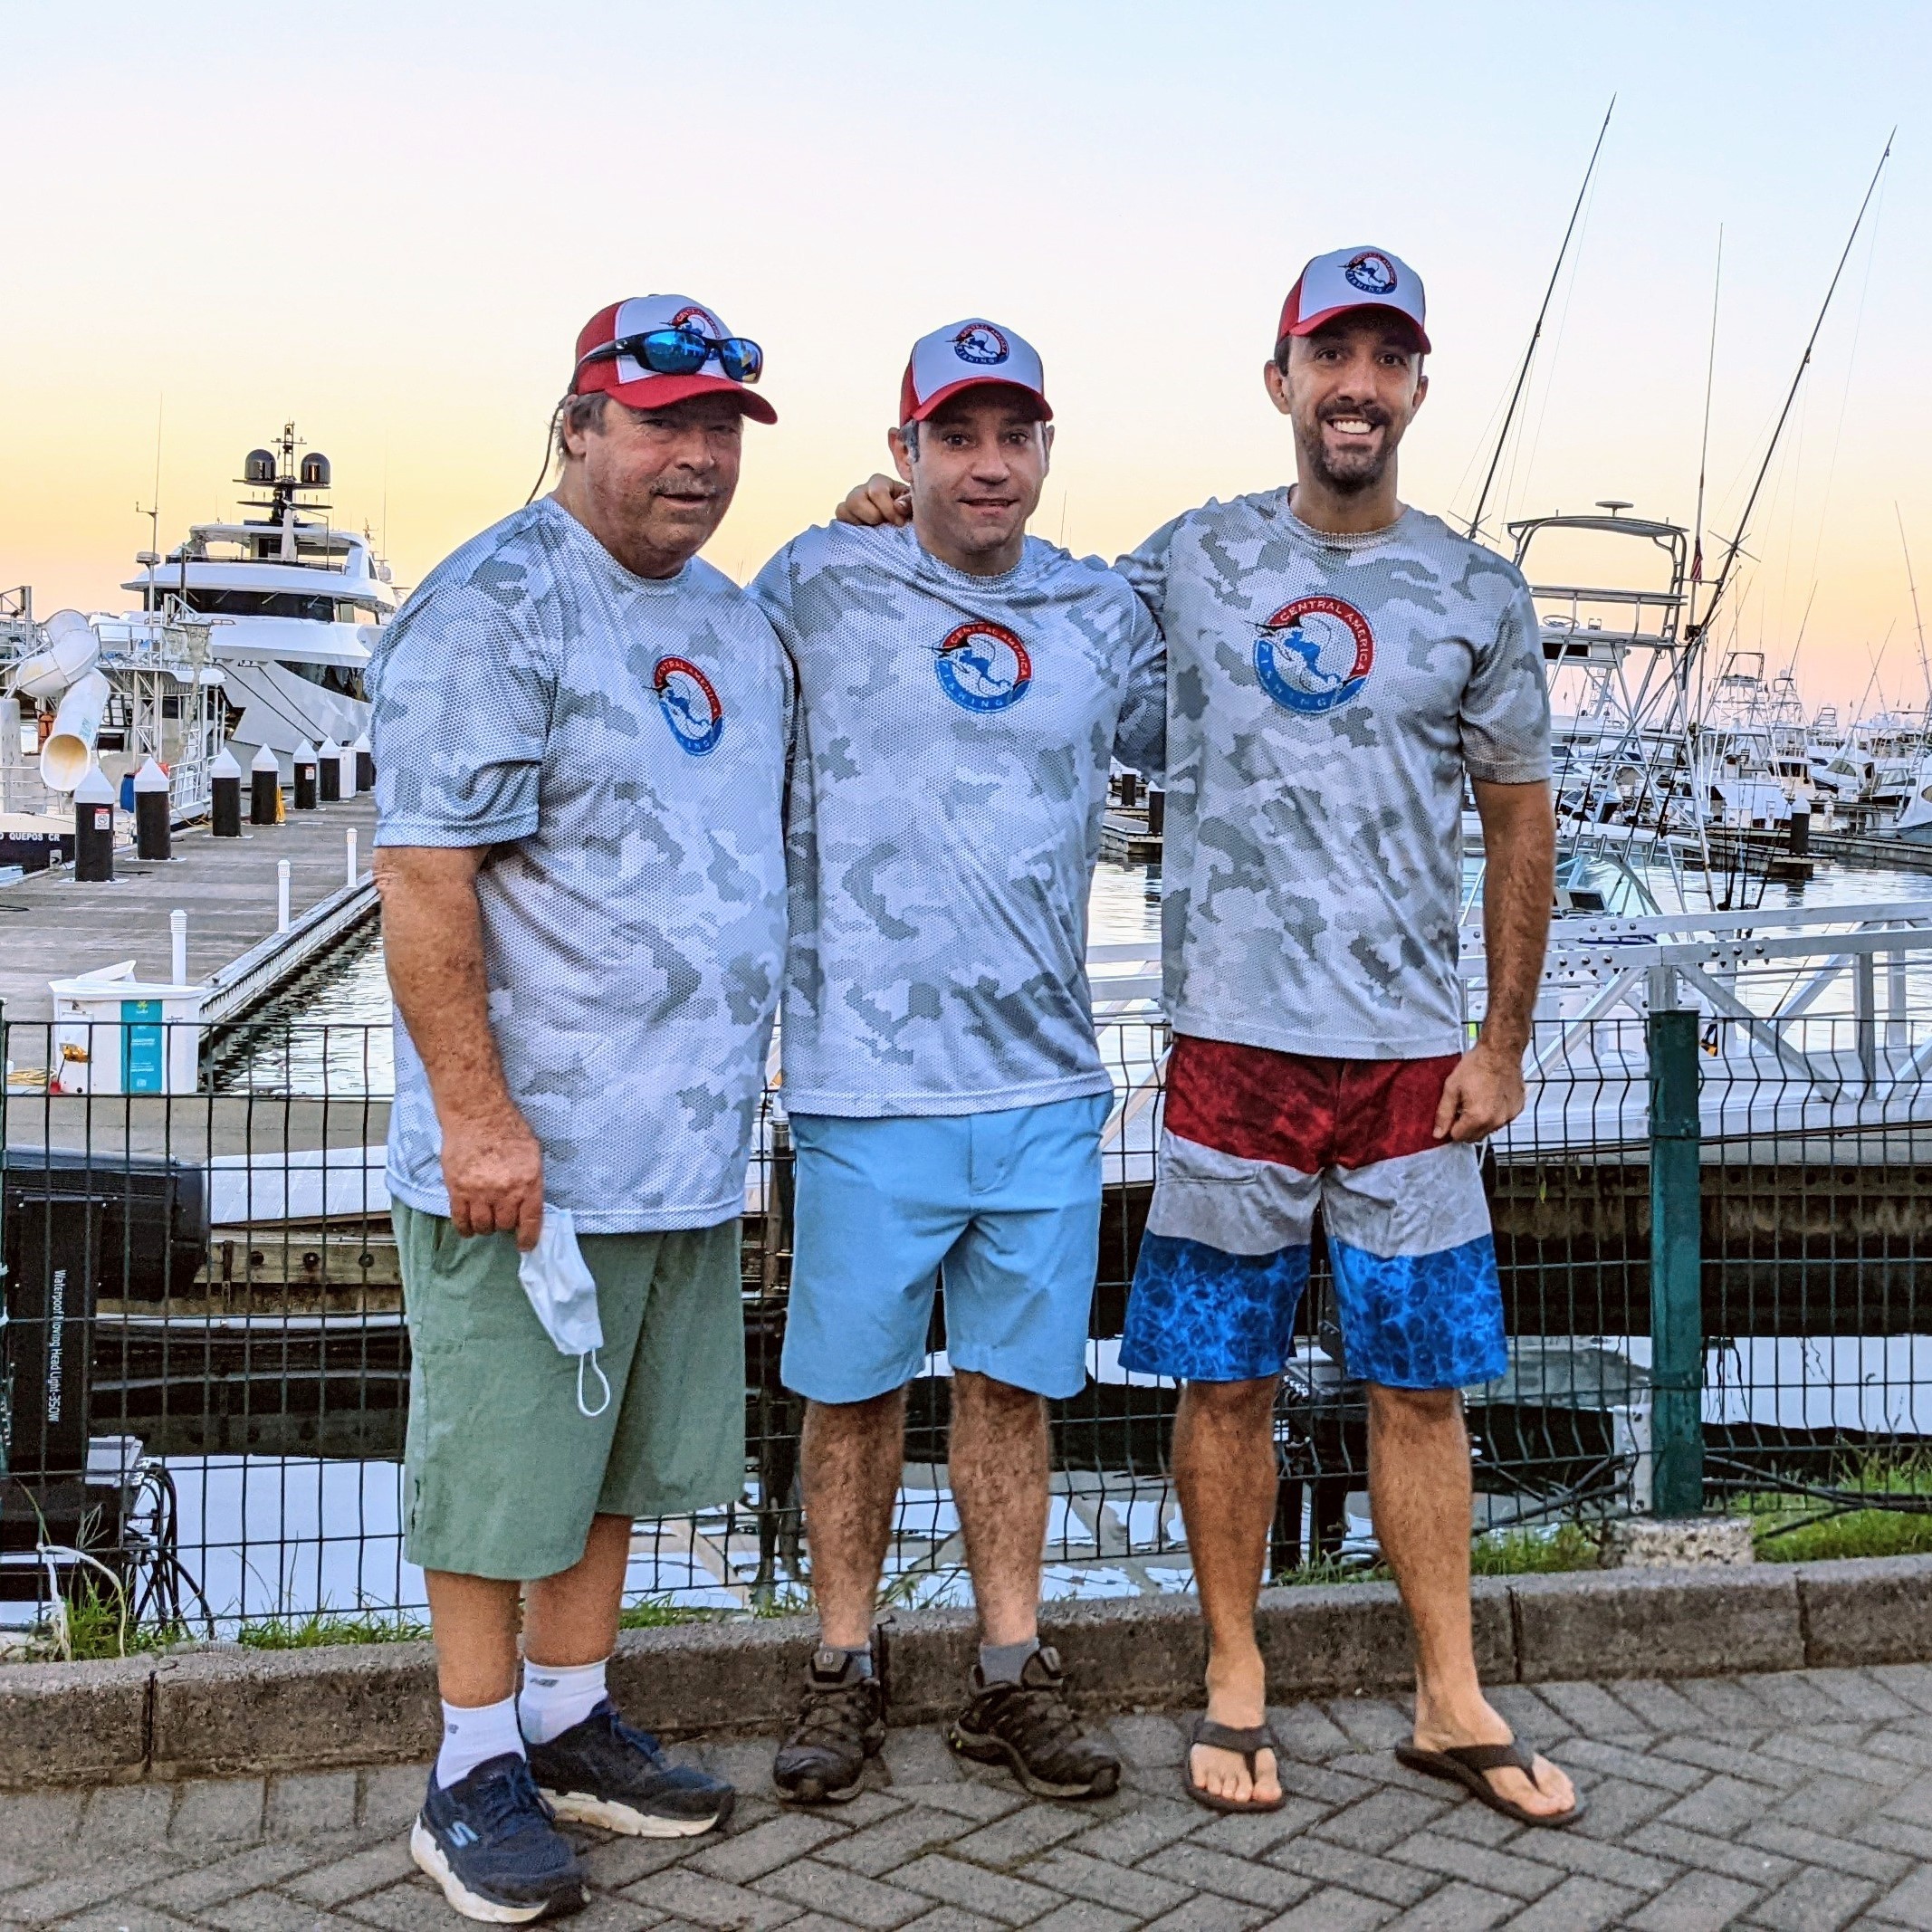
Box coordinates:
[40,669,111,791]
[277,860,291,933]
[170,909,187,987]
[345,827,359,886]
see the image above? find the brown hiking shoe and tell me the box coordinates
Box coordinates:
[946,1645,1120,1798]
[772,1643,886,1804]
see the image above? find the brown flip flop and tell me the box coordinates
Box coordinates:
[1393,1738,1585,1828]
[1183,1716,1286,1814]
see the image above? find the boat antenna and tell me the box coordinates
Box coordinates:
[1693,129,1894,642]
[1899,502,1931,713]
[1464,94,1614,542]
[1687,228,1721,637]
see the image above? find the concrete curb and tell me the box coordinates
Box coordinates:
[6,1553,1930,1789]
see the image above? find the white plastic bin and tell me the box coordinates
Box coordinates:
[50,960,205,1095]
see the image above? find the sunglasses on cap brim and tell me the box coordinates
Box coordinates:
[577,326,764,387]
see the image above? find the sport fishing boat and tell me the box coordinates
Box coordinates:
[122,426,396,772]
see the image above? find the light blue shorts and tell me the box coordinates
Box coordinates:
[781,1092,1111,1404]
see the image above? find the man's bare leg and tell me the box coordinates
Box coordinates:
[1368,1385,1575,1818]
[1172,1377,1283,1805]
[801,1389,906,1648]
[426,1511,635,1707]
[950,1370,1047,1646]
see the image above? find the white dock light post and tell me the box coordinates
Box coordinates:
[250,742,282,825]
[73,763,116,882]
[277,858,292,932]
[352,731,374,792]
[346,827,359,886]
[292,741,320,811]
[318,734,342,804]
[133,757,172,861]
[170,909,188,986]
[210,746,243,837]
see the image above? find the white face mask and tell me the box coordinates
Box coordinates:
[517,1207,611,1418]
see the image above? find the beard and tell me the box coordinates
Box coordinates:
[1295,411,1395,496]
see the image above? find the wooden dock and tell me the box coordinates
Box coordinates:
[0,795,378,1026]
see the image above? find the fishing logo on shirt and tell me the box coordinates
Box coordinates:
[1253,597,1374,715]
[934,620,1032,713]
[653,655,725,755]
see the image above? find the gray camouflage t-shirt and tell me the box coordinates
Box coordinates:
[371,497,789,1231]
[751,522,1164,1116]
[1118,493,1550,1060]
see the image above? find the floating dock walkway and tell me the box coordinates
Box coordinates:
[0,795,378,1028]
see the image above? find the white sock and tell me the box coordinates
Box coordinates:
[436,1696,525,1789]
[518,1656,609,1745]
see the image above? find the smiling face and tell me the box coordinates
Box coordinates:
[889,388,1053,576]
[1264,312,1428,500]
[557,392,746,579]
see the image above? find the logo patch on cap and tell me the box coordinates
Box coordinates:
[953,323,1010,367]
[670,303,720,334]
[1344,253,1398,295]
[1253,597,1375,715]
[654,655,725,755]
[934,620,1032,713]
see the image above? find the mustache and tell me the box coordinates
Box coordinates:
[649,477,719,498]
[1318,401,1392,427]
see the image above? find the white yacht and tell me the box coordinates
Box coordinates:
[124,426,395,772]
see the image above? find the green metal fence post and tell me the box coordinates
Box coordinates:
[1647,982,1704,1517]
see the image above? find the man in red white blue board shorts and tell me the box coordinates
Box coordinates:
[1115,248,1576,1822]
[837,249,1576,1824]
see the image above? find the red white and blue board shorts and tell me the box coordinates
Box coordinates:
[1120,1036,1507,1390]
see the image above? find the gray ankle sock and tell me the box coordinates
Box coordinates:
[978,1640,1038,1686]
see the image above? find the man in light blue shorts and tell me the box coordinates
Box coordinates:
[751,318,1163,1803]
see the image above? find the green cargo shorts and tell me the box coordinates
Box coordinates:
[395,1202,745,1581]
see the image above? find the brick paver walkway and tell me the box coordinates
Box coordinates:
[12,1669,1932,1930]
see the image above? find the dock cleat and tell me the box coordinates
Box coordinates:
[410,1754,587,1924]
[947,1645,1121,1799]
[528,1698,734,1837]
[773,1645,887,1804]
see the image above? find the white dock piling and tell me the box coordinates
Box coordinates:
[277,859,292,933]
[346,827,358,886]
[170,909,187,986]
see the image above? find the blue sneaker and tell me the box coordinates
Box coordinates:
[528,1698,735,1838]
[411,1754,587,1924]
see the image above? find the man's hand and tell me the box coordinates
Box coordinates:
[441,1104,545,1249]
[1433,1039,1526,1143]
[834,474,913,528]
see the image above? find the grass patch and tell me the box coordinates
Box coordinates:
[1470,1521,1603,1576]
[1752,1509,1932,1564]
[1271,1520,1604,1589]
[237,1611,429,1650]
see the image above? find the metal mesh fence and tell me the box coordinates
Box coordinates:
[5,995,1932,1640]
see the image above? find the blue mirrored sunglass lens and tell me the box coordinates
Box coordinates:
[719,339,763,381]
[636,330,709,374]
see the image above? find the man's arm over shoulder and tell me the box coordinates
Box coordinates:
[1110,582,1167,779]
[1114,512,1190,627]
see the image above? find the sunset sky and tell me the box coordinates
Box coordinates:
[5,1,1928,711]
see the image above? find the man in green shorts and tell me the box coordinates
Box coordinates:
[371,293,789,1923]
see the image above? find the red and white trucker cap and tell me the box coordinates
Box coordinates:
[572,294,777,424]
[1277,247,1430,355]
[899,319,1052,426]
